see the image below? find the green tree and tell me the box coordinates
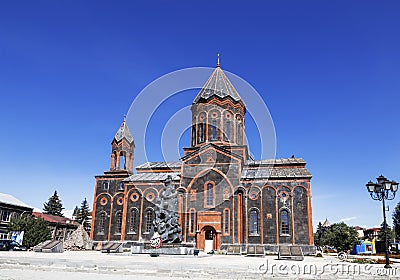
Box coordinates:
[72,206,79,221]
[378,221,395,242]
[323,222,358,252]
[76,198,90,232]
[43,190,64,217]
[392,201,400,242]
[8,215,51,248]
[314,222,324,246]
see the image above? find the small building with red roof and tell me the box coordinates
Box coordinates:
[33,212,79,241]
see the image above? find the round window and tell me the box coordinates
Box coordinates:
[130,193,139,202]
[146,192,156,202]
[249,191,258,200]
[100,197,108,206]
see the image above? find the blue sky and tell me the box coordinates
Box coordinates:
[0,1,399,229]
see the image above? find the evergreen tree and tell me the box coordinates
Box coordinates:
[393,201,400,242]
[72,206,79,221]
[43,190,64,216]
[76,198,90,232]
[9,215,51,248]
[314,222,324,246]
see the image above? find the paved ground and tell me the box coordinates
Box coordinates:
[0,251,400,279]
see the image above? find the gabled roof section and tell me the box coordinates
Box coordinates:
[181,142,243,162]
[193,64,245,107]
[241,166,312,179]
[125,172,181,183]
[242,158,312,179]
[0,193,33,209]
[136,162,182,170]
[246,158,307,167]
[33,212,79,226]
[113,116,134,144]
[136,162,181,173]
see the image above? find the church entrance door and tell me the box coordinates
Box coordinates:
[196,212,221,251]
[204,228,214,253]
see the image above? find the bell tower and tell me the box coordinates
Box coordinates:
[187,56,248,159]
[110,116,135,173]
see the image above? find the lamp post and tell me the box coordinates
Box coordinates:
[366,175,399,269]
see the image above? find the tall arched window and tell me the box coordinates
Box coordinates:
[116,212,123,233]
[249,209,259,235]
[225,120,231,141]
[281,210,290,235]
[189,209,196,234]
[99,212,106,234]
[211,119,217,140]
[191,124,196,146]
[128,208,138,233]
[113,152,117,169]
[237,121,243,145]
[119,152,125,169]
[198,123,205,143]
[224,209,230,235]
[205,183,214,207]
[145,209,154,233]
[178,193,184,226]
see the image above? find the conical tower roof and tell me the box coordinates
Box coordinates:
[193,60,245,107]
[113,116,134,144]
[322,218,331,228]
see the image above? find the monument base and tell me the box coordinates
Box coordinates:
[131,243,196,255]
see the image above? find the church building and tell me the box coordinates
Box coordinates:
[90,61,314,253]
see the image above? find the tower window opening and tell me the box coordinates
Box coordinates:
[211,119,217,140]
[191,125,196,146]
[237,121,243,145]
[225,121,231,141]
[198,123,205,143]
[119,152,125,169]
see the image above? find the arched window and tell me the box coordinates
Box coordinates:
[205,183,214,207]
[119,182,124,191]
[145,209,154,233]
[103,181,109,191]
[113,152,117,169]
[224,209,230,235]
[225,120,231,141]
[281,210,290,235]
[99,212,106,234]
[178,193,184,226]
[119,152,125,169]
[211,119,217,140]
[189,209,196,234]
[191,124,196,146]
[128,208,138,233]
[237,121,243,145]
[249,209,259,235]
[116,212,123,233]
[198,123,205,143]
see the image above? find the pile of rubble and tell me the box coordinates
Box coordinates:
[63,225,92,250]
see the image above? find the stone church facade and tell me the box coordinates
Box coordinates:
[90,62,314,252]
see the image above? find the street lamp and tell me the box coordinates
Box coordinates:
[366,175,399,268]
